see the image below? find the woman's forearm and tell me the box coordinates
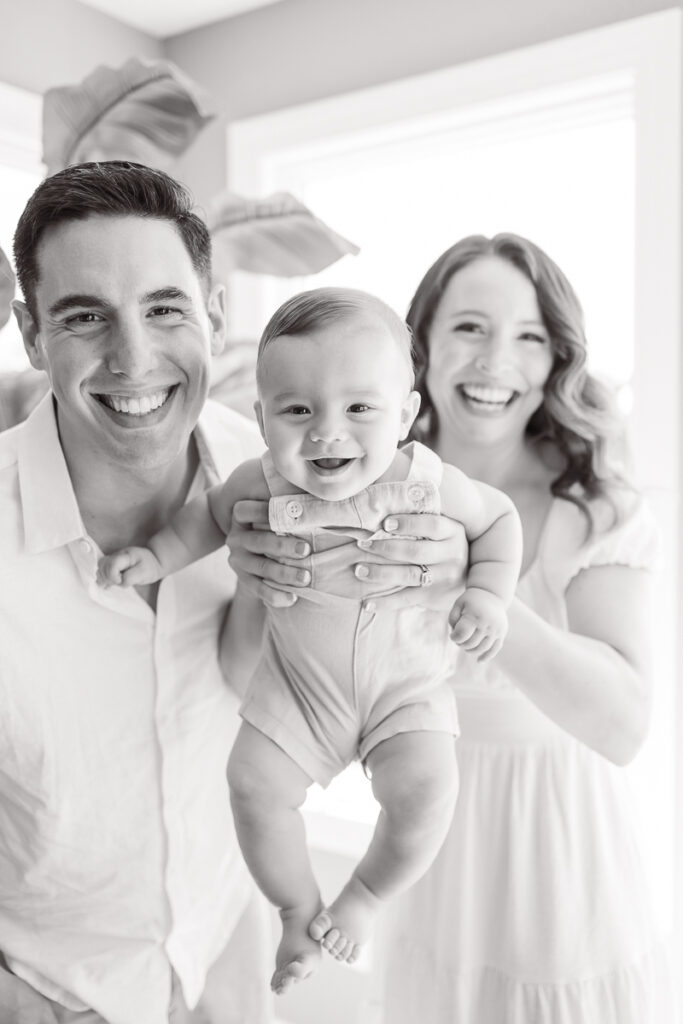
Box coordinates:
[498,598,651,765]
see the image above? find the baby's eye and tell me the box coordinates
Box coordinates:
[348,403,372,414]
[284,405,311,416]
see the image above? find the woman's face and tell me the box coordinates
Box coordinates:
[424,255,554,449]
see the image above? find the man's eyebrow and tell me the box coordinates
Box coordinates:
[142,287,194,305]
[47,294,110,317]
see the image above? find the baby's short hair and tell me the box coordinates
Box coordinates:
[257,286,415,386]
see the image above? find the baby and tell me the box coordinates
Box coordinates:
[98,287,522,995]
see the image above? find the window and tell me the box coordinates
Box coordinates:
[226,9,682,968]
[0,82,44,371]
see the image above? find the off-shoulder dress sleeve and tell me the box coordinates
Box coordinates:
[570,492,661,579]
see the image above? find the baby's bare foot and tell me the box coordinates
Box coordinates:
[308,875,381,964]
[271,904,323,995]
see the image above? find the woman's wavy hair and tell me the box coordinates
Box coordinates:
[407,233,630,532]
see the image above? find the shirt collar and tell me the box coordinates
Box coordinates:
[17,393,86,555]
[16,396,232,555]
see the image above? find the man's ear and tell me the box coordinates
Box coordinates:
[207,283,227,357]
[254,400,267,444]
[13,300,46,373]
[399,390,421,441]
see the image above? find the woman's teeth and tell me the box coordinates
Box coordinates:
[100,388,172,416]
[460,384,516,408]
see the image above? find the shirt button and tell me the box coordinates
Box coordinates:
[407,485,425,504]
[285,500,303,519]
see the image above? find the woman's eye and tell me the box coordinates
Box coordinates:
[519,331,547,344]
[454,321,484,335]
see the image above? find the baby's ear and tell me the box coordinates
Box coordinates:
[399,391,421,440]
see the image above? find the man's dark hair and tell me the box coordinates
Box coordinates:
[13,161,212,321]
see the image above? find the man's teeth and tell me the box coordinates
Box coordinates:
[461,384,515,406]
[101,389,172,416]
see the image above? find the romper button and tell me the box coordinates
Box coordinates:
[285,500,303,519]
[79,539,92,552]
[407,485,425,504]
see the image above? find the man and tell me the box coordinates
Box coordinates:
[0,162,271,1024]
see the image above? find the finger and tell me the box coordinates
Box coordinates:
[232,500,271,526]
[227,527,310,561]
[477,637,504,663]
[361,535,466,568]
[450,616,479,645]
[229,549,311,588]
[261,583,298,608]
[383,513,467,543]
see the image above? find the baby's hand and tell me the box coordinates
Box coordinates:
[449,587,508,663]
[97,547,163,588]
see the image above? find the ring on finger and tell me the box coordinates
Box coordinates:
[419,564,433,588]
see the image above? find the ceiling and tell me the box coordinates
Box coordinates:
[78,0,285,39]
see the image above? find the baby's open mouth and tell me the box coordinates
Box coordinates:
[311,457,352,471]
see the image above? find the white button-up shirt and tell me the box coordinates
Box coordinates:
[0,394,263,1024]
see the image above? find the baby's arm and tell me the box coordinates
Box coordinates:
[440,464,523,661]
[98,459,268,587]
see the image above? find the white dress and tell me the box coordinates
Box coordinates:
[363,494,676,1024]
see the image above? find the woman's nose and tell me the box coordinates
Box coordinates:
[474,338,513,375]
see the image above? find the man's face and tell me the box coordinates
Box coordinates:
[17,214,224,474]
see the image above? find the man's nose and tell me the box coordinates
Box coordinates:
[107,319,156,378]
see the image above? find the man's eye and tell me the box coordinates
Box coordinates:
[149,306,180,317]
[66,312,101,324]
[348,403,371,413]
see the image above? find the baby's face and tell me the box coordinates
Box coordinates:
[256,315,420,500]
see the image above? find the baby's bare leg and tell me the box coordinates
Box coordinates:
[309,731,458,963]
[227,722,322,995]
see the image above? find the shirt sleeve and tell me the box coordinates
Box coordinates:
[571,492,661,579]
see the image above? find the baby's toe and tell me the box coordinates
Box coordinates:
[308,910,332,942]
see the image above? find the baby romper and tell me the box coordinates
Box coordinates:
[239,441,459,785]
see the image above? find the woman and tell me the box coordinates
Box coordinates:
[362,234,676,1022]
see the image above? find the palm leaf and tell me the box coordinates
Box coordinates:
[42,57,215,174]
[209,191,359,277]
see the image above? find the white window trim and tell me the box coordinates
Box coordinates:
[0,82,42,171]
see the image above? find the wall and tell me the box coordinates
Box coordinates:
[166,0,681,204]
[0,0,161,97]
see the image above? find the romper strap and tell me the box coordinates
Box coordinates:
[404,441,443,486]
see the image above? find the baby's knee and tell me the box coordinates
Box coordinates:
[379,758,459,823]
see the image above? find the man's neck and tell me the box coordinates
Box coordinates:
[64,438,200,554]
